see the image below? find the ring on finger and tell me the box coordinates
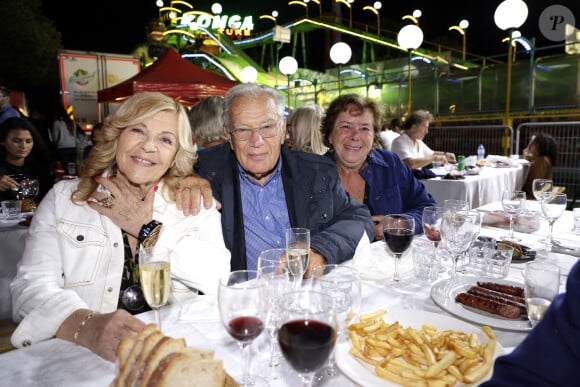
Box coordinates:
[100,196,115,209]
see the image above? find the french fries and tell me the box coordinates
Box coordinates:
[348,309,497,386]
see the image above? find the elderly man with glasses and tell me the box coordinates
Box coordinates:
[185,83,374,275]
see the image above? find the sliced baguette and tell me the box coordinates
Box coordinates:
[138,336,186,387]
[146,353,225,387]
[115,324,158,387]
[126,330,164,386]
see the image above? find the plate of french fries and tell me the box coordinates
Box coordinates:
[336,308,504,386]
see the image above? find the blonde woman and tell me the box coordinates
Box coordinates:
[287,104,328,155]
[11,92,230,361]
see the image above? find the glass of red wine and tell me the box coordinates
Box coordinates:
[278,289,338,387]
[218,270,268,387]
[383,214,415,282]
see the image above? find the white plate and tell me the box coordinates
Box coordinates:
[335,308,504,387]
[430,277,531,332]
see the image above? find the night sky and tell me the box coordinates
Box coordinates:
[42,1,576,59]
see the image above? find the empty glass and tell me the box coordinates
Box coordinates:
[540,192,567,249]
[501,190,526,242]
[525,262,560,327]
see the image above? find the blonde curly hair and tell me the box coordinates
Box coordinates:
[72,92,196,203]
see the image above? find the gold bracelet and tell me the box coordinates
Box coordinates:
[73,311,95,345]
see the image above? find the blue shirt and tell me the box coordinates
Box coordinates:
[238,158,291,271]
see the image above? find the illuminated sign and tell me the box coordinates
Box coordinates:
[181,14,254,32]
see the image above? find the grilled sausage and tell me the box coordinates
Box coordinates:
[455,292,522,319]
[476,282,525,298]
[467,287,526,315]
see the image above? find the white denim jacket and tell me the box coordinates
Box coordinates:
[10,179,230,348]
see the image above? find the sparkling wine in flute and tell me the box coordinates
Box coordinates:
[526,297,551,326]
[140,262,170,308]
[287,248,309,273]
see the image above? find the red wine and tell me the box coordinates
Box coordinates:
[278,319,336,373]
[227,316,264,342]
[384,228,414,254]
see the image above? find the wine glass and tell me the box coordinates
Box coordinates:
[258,248,303,290]
[218,270,268,387]
[18,178,39,208]
[443,199,470,213]
[501,190,526,242]
[138,245,171,330]
[383,214,415,282]
[310,264,361,381]
[441,210,480,276]
[285,228,310,289]
[532,179,553,201]
[422,206,444,247]
[256,264,292,377]
[277,289,338,387]
[540,192,567,249]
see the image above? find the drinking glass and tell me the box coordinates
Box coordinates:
[524,261,560,327]
[258,248,303,289]
[310,264,361,380]
[443,199,470,213]
[540,192,567,249]
[422,206,444,248]
[285,228,310,288]
[138,245,171,330]
[441,210,480,276]
[218,270,268,387]
[383,214,415,282]
[18,178,39,202]
[501,190,526,242]
[256,265,292,376]
[277,289,337,387]
[532,179,553,201]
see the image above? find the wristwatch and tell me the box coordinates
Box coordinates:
[138,220,163,248]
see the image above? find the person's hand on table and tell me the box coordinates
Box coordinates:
[445,152,456,163]
[372,215,385,241]
[0,175,19,192]
[304,249,326,278]
[175,174,220,216]
[88,175,154,237]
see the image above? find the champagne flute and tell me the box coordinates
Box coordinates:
[258,248,303,290]
[278,289,337,387]
[285,228,310,288]
[501,190,526,242]
[256,264,292,377]
[540,192,567,249]
[422,206,444,248]
[441,210,480,276]
[138,245,171,330]
[310,264,361,381]
[218,270,268,387]
[383,214,415,282]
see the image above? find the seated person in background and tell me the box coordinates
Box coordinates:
[286,104,328,155]
[522,133,557,200]
[391,110,456,169]
[192,83,374,275]
[481,259,580,386]
[379,117,401,151]
[0,117,53,202]
[321,94,436,241]
[10,92,231,362]
[188,96,227,151]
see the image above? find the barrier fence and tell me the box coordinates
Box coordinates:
[425,122,580,208]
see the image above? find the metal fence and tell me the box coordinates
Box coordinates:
[425,122,580,208]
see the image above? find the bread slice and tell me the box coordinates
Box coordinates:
[138,337,187,387]
[115,324,159,387]
[182,346,215,361]
[146,353,226,387]
[126,330,164,385]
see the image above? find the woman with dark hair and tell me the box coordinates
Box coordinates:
[523,133,558,199]
[0,117,53,202]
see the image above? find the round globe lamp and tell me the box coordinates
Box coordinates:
[279,56,298,110]
[397,24,423,113]
[329,42,352,94]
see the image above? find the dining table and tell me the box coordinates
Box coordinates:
[0,215,29,320]
[422,158,529,209]
[0,202,578,387]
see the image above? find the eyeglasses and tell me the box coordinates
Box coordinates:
[229,121,281,141]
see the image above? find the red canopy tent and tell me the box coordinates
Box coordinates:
[97,48,238,107]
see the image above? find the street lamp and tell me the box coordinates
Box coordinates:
[363,2,382,36]
[402,9,422,25]
[304,0,322,17]
[329,42,352,95]
[494,0,528,127]
[448,19,469,60]
[397,24,424,113]
[259,10,278,24]
[336,0,354,28]
[288,1,308,18]
[279,56,298,111]
[241,66,258,83]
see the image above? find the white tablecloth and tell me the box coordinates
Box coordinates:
[0,205,577,387]
[0,220,29,319]
[423,162,529,209]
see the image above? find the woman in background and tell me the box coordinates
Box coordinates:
[286,104,328,155]
[522,133,557,199]
[188,96,227,150]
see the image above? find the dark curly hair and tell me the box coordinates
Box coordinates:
[530,133,557,165]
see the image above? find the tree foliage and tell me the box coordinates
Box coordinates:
[0,0,62,91]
